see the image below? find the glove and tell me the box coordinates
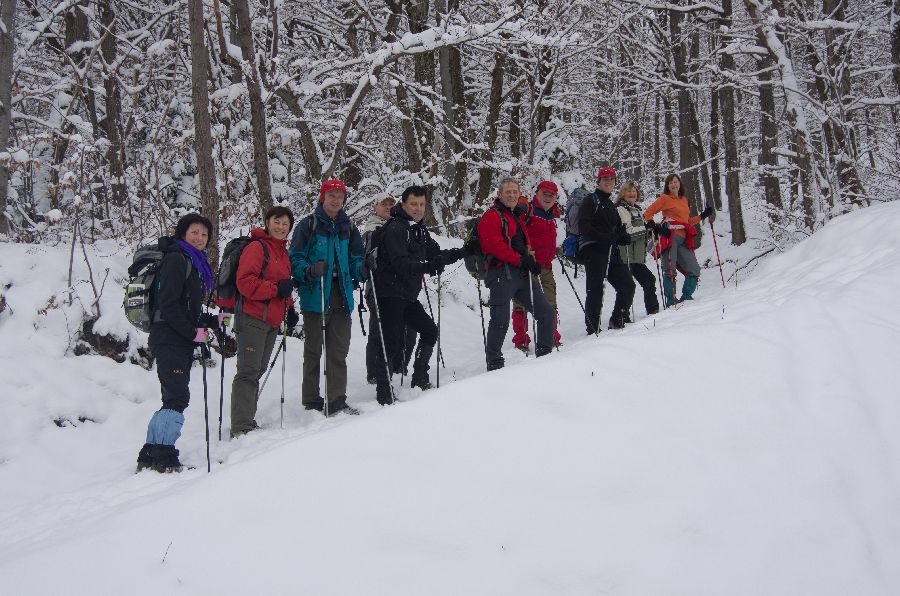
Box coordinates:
[644,220,657,233]
[700,206,714,220]
[193,328,208,343]
[305,260,328,280]
[426,255,445,276]
[286,307,300,331]
[359,262,369,279]
[616,233,632,246]
[658,222,672,238]
[217,312,232,330]
[277,279,294,298]
[520,253,541,276]
[442,247,465,264]
[463,241,478,257]
[198,313,218,329]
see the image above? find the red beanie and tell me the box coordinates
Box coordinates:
[597,166,617,179]
[319,179,347,203]
[536,180,558,194]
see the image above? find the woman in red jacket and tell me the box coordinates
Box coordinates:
[230,206,298,437]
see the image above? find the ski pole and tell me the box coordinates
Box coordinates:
[280,302,288,429]
[627,245,636,324]
[218,322,226,442]
[320,276,329,417]
[258,335,284,397]
[706,206,726,288]
[476,278,487,350]
[422,277,446,369]
[651,230,667,310]
[524,270,534,357]
[357,286,368,335]
[436,272,441,388]
[370,269,396,404]
[559,258,586,315]
[200,340,211,473]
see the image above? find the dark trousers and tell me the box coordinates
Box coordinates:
[630,263,659,313]
[301,277,352,405]
[366,293,417,379]
[606,262,636,321]
[582,243,611,333]
[373,297,438,396]
[151,342,194,413]
[484,266,554,365]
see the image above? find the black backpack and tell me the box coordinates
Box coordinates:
[123,242,190,332]
[214,236,270,312]
[462,207,508,280]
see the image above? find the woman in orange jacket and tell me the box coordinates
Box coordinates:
[643,174,713,306]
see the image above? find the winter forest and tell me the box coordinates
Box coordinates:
[1,0,898,261]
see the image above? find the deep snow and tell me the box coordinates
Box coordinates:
[1,204,899,595]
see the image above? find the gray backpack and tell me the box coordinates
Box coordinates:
[565,187,592,236]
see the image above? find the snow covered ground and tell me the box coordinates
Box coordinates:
[1,204,899,595]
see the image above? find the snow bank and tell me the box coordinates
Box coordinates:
[1,204,899,595]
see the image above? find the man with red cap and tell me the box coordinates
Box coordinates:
[511,180,563,351]
[578,166,631,335]
[289,179,365,416]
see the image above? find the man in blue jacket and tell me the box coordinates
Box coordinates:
[289,179,365,415]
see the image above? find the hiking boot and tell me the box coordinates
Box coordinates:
[535,344,552,358]
[326,398,360,417]
[303,397,325,412]
[366,375,377,385]
[149,445,183,473]
[647,305,660,315]
[608,318,625,330]
[486,359,504,371]
[135,443,153,473]
[410,375,432,390]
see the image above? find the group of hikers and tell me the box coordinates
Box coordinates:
[135,167,715,473]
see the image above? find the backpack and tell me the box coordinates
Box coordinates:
[123,242,190,332]
[462,207,509,280]
[213,236,269,312]
[562,188,593,263]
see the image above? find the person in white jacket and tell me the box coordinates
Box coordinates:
[615,182,660,321]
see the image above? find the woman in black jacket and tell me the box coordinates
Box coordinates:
[136,213,217,473]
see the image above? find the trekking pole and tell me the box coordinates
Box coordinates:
[476,278,487,350]
[706,206,726,288]
[370,269,397,404]
[524,271,534,357]
[279,302,288,429]
[627,245,636,324]
[436,272,441,388]
[200,340,211,473]
[422,277,446,369]
[357,286,368,335]
[258,335,284,397]
[217,322,226,442]
[559,259,586,315]
[651,230,667,310]
[320,277,329,417]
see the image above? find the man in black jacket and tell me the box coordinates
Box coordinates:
[369,185,464,404]
[578,167,631,334]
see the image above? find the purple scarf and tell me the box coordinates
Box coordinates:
[176,239,214,293]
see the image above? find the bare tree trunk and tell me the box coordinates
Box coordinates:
[893,0,900,94]
[669,8,700,213]
[188,0,220,265]
[0,0,16,235]
[719,0,746,244]
[405,0,435,175]
[476,51,505,200]
[758,56,783,216]
[99,0,127,211]
[234,0,273,214]
[509,89,522,161]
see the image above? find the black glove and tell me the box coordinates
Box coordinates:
[286,307,299,330]
[658,222,672,238]
[700,206,714,220]
[198,313,218,329]
[616,233,632,246]
[426,255,445,276]
[644,220,657,233]
[520,253,541,276]
[305,260,327,280]
[442,247,465,264]
[463,241,478,257]
[277,279,294,298]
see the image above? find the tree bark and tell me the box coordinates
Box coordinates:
[234,0,273,214]
[98,0,127,211]
[476,51,505,200]
[0,0,14,235]
[757,55,783,215]
[188,0,220,265]
[719,0,746,244]
[669,7,700,212]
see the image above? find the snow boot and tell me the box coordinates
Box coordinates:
[326,397,360,416]
[486,358,504,372]
[680,275,698,301]
[376,386,394,406]
[511,310,531,352]
[662,275,676,308]
[410,373,432,390]
[608,309,628,330]
[534,344,552,358]
[303,396,325,412]
[136,443,153,473]
[150,444,183,473]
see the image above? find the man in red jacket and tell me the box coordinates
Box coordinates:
[478,177,555,370]
[511,180,562,351]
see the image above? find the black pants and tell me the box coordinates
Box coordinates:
[366,294,417,379]
[484,266,554,366]
[150,342,194,413]
[373,297,438,397]
[606,262,636,323]
[630,263,659,313]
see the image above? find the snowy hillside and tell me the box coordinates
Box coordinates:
[1,204,899,595]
